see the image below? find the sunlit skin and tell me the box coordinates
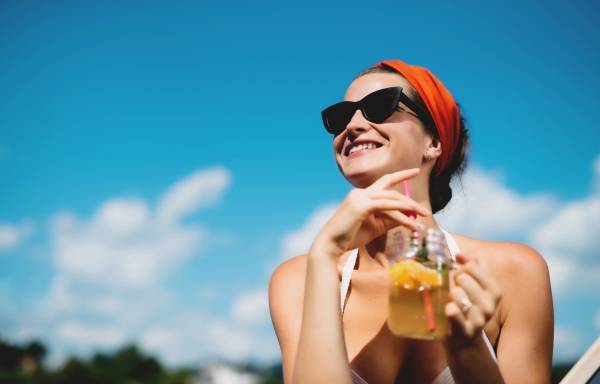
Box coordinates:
[269,73,554,384]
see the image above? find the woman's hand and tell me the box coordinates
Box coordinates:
[444,253,503,351]
[310,168,431,258]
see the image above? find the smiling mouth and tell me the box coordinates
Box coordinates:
[346,142,383,156]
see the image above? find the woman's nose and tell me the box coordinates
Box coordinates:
[345,109,372,137]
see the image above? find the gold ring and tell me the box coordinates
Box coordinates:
[460,298,473,313]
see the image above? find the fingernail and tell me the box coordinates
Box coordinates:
[417,223,426,230]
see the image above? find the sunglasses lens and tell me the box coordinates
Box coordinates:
[322,88,401,135]
[363,93,396,123]
[325,106,355,135]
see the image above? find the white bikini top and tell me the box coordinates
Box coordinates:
[340,229,497,384]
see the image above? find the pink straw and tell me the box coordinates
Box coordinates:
[422,289,436,332]
[402,180,435,333]
[402,180,416,221]
[402,180,419,244]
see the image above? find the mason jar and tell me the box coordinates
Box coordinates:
[388,227,452,340]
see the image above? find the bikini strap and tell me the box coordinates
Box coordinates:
[440,228,459,264]
[340,249,359,313]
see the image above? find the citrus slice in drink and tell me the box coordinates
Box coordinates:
[389,260,416,289]
[390,259,442,289]
[406,261,442,288]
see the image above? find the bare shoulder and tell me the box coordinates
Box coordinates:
[268,255,308,330]
[451,233,552,321]
[269,254,308,298]
[451,233,549,280]
[268,254,309,378]
[451,234,554,379]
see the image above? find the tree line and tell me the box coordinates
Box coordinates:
[0,339,190,384]
[0,338,573,384]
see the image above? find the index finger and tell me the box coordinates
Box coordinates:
[453,256,500,295]
[367,168,420,191]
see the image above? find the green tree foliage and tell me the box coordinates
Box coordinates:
[0,340,191,384]
[0,341,46,371]
[0,338,578,384]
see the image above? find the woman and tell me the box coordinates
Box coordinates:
[269,60,553,384]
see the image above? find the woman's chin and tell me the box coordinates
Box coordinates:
[338,152,400,185]
[342,163,415,188]
[343,168,389,188]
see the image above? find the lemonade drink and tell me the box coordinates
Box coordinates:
[388,259,450,339]
[388,228,451,340]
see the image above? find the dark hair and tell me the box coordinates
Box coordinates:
[355,66,470,214]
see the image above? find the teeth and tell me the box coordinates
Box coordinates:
[348,143,377,155]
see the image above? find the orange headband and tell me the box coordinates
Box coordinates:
[372,60,460,177]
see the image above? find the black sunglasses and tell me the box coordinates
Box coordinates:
[321,86,436,136]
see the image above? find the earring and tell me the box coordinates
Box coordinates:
[424,151,431,161]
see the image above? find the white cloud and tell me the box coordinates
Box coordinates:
[138,314,279,366]
[48,275,78,313]
[435,167,556,238]
[279,202,339,262]
[57,321,126,347]
[157,167,231,228]
[554,325,584,363]
[531,195,600,260]
[139,316,207,366]
[24,167,235,365]
[431,166,599,300]
[0,220,35,251]
[209,321,253,361]
[208,320,279,362]
[527,159,600,297]
[430,160,600,363]
[3,164,277,366]
[87,296,125,316]
[52,211,203,288]
[543,253,576,297]
[50,167,231,288]
[231,289,269,324]
[140,326,180,351]
[90,199,150,239]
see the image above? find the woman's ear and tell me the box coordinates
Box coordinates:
[427,136,442,160]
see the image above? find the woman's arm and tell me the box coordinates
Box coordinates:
[269,255,307,384]
[269,250,354,384]
[494,244,554,383]
[270,169,429,384]
[442,244,553,384]
[293,243,355,384]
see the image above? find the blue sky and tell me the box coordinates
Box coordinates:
[1,0,600,367]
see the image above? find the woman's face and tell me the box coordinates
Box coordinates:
[333,73,431,188]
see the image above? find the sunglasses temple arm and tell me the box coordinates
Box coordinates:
[399,93,438,134]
